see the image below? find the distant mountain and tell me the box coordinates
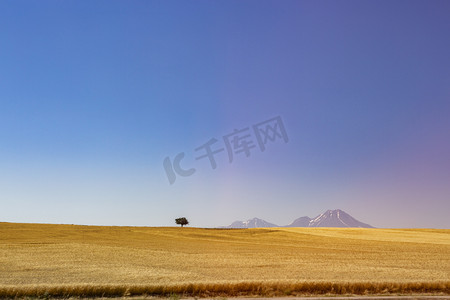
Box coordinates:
[227,217,278,228]
[225,209,374,228]
[285,209,374,228]
[287,216,311,227]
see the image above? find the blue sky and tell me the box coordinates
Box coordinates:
[1,0,449,228]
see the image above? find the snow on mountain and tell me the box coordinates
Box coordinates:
[226,209,374,228]
[226,217,278,228]
[307,209,374,228]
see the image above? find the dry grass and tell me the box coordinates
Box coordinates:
[0,223,449,297]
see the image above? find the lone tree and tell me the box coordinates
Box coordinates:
[175,217,189,227]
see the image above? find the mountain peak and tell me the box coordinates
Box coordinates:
[305,209,373,228]
[228,217,277,228]
[225,209,374,228]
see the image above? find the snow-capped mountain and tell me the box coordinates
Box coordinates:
[227,217,278,228]
[225,209,374,228]
[286,209,373,228]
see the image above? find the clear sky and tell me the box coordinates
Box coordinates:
[1,0,449,228]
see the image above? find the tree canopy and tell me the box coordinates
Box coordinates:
[175,217,189,227]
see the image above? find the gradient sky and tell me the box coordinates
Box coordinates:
[1,0,449,228]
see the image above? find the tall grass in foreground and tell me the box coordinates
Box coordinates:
[1,281,449,298]
[2,224,449,298]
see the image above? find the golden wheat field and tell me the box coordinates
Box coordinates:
[0,222,449,297]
